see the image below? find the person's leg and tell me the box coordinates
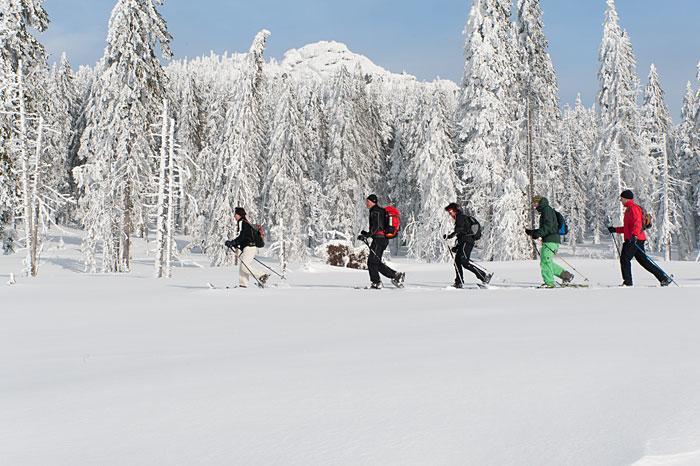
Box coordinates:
[240,246,263,286]
[633,241,668,282]
[239,247,253,287]
[454,244,465,284]
[543,243,566,278]
[374,238,397,279]
[619,241,635,285]
[368,240,382,283]
[540,244,556,286]
[462,241,487,282]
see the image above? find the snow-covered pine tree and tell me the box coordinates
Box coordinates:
[44,53,79,224]
[324,65,383,240]
[75,0,172,272]
[0,0,49,253]
[173,75,203,233]
[262,75,309,267]
[301,85,330,247]
[457,0,523,260]
[675,82,698,256]
[641,64,687,260]
[515,0,560,205]
[202,30,270,266]
[596,0,650,226]
[558,102,591,251]
[409,86,458,262]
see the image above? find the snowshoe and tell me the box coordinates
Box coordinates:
[452,281,464,289]
[537,283,556,289]
[482,272,494,285]
[560,271,574,285]
[257,274,270,288]
[391,272,405,288]
[369,281,383,290]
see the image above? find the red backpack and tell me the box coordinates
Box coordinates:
[384,206,401,239]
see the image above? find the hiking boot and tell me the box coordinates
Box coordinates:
[391,272,405,288]
[369,281,383,290]
[482,272,494,285]
[560,271,574,285]
[258,274,269,287]
[453,281,464,289]
[620,282,632,287]
[538,283,556,289]
[660,276,672,287]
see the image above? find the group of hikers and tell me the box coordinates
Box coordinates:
[224,189,673,289]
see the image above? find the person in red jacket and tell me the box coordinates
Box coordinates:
[607,190,670,287]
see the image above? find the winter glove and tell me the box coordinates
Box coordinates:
[224,240,234,249]
[607,226,616,234]
[451,246,458,253]
[524,228,534,237]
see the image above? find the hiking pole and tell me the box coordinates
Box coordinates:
[226,245,263,288]
[542,243,590,283]
[253,257,286,279]
[609,232,621,260]
[445,237,465,287]
[633,243,680,287]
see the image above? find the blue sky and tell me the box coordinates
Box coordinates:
[41,0,698,119]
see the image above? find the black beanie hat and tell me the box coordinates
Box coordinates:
[366,194,378,204]
[234,207,247,218]
[445,202,461,212]
[620,190,634,200]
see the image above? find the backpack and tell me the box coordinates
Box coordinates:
[554,210,569,236]
[384,206,401,239]
[466,215,482,240]
[641,207,653,230]
[252,223,265,248]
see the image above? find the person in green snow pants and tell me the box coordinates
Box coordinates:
[524,196,574,287]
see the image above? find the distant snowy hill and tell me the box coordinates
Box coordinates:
[271,40,418,84]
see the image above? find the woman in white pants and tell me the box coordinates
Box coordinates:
[225,207,268,288]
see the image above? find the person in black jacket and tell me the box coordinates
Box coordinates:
[444,203,493,287]
[224,207,269,288]
[357,194,405,289]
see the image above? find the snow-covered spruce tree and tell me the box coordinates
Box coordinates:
[408,86,458,262]
[457,0,525,260]
[44,53,79,224]
[515,0,560,205]
[301,84,330,247]
[75,0,172,273]
[641,64,687,260]
[262,75,309,268]
[596,0,651,227]
[675,82,699,255]
[0,0,49,253]
[388,84,425,241]
[324,65,383,240]
[203,30,270,266]
[173,75,203,233]
[558,103,591,251]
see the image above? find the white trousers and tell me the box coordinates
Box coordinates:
[239,246,264,287]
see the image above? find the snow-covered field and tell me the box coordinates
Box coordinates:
[2,230,700,466]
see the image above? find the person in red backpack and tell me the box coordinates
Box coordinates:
[357,194,405,289]
[607,190,670,287]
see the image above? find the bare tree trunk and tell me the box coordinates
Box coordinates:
[29,117,44,277]
[122,181,132,272]
[165,117,176,278]
[154,100,169,278]
[17,62,33,276]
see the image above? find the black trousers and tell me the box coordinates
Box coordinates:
[368,237,397,283]
[455,241,487,283]
[620,240,667,285]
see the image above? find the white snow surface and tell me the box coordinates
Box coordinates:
[2,230,700,466]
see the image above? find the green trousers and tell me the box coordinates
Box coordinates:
[540,242,565,286]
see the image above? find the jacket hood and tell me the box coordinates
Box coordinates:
[536,197,550,211]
